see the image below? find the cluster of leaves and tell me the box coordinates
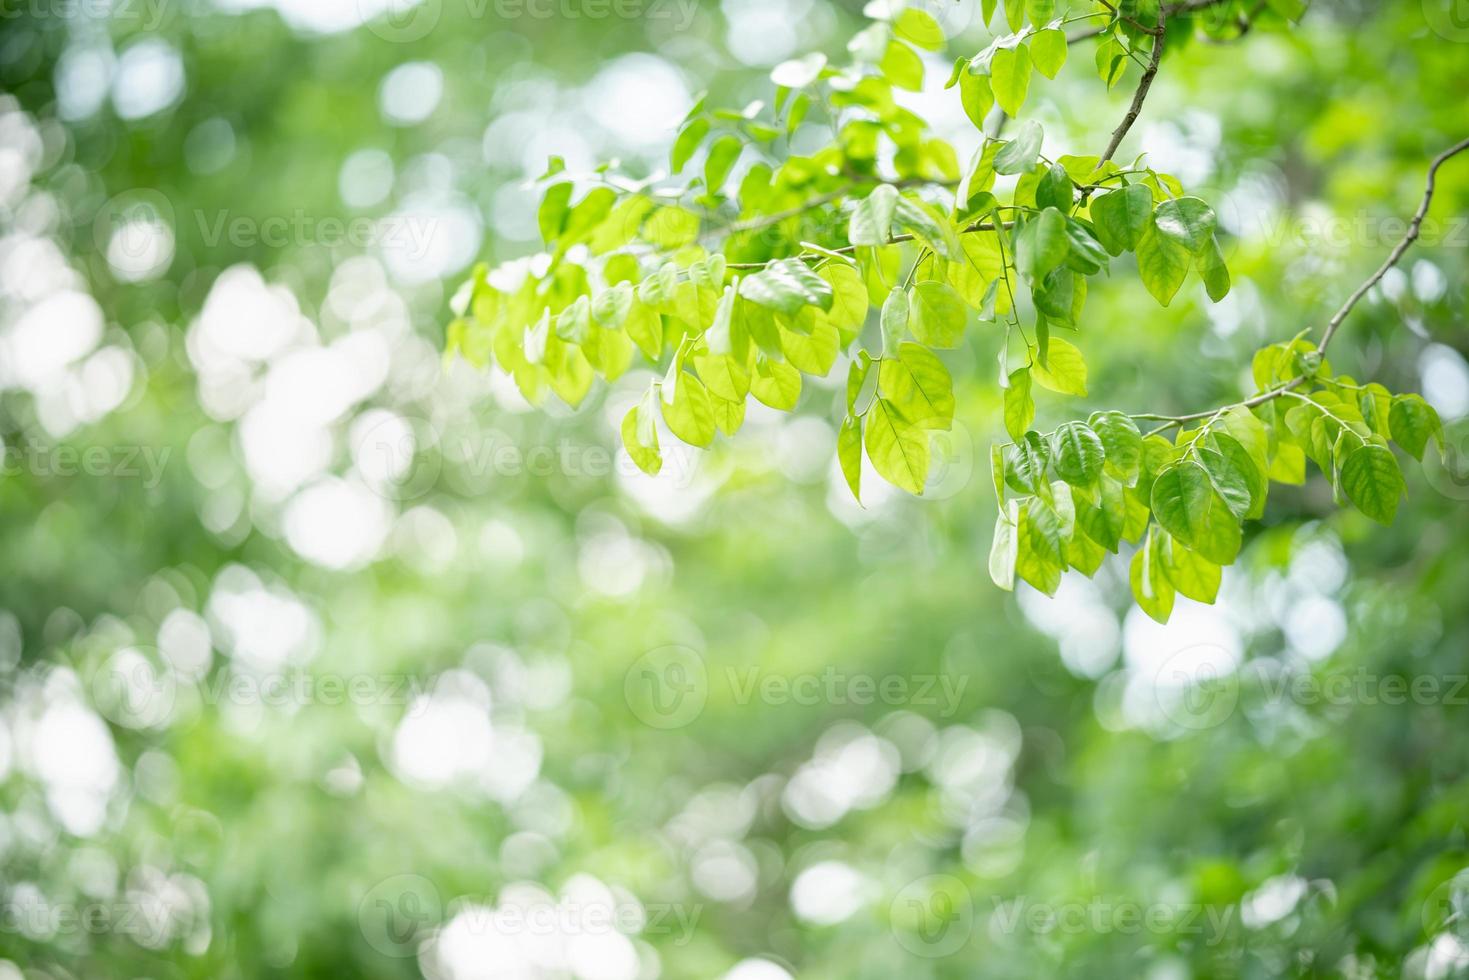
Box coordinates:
[991,338,1445,621]
[447,0,1445,621]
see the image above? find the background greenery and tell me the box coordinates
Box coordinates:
[1,0,1468,977]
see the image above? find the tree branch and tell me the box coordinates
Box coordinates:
[1098,8,1167,166]
[1133,137,1469,434]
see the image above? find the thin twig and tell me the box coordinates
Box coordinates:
[1098,8,1167,166]
[1130,137,1469,434]
[1317,135,1469,353]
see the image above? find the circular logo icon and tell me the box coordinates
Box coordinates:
[1152,643,1240,731]
[890,874,974,958]
[358,873,442,958]
[360,0,443,43]
[1425,0,1469,41]
[924,418,975,501]
[623,645,708,730]
[1423,872,1469,941]
[93,189,176,278]
[354,412,441,502]
[1425,420,1469,502]
[90,647,177,730]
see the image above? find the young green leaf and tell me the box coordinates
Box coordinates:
[1340,443,1405,524]
[1089,183,1152,256]
[740,258,835,314]
[1150,460,1242,565]
[1052,421,1106,487]
[865,397,930,494]
[907,281,968,348]
[994,120,1044,176]
[1388,393,1443,461]
[849,184,900,247]
[879,342,955,430]
[838,414,863,503]
[1130,530,1176,624]
[990,43,1033,117]
[1135,216,1192,306]
[1153,197,1218,254]
[1031,336,1088,396]
[1003,368,1035,441]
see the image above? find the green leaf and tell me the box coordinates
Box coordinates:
[1088,410,1143,483]
[1036,163,1073,213]
[1052,421,1106,487]
[989,508,1019,590]
[554,294,592,344]
[958,70,994,131]
[740,258,835,314]
[1031,336,1088,396]
[894,7,945,49]
[709,393,745,436]
[991,43,1033,117]
[1153,197,1218,254]
[1016,497,1065,596]
[1388,393,1443,461]
[894,197,961,260]
[1077,472,1127,552]
[1200,235,1230,302]
[1340,443,1405,525]
[849,184,900,246]
[538,182,573,243]
[994,120,1043,176]
[661,368,716,448]
[1196,445,1253,521]
[1008,430,1051,493]
[865,397,930,494]
[881,39,925,91]
[907,281,968,348]
[1160,534,1221,604]
[1150,460,1242,565]
[779,318,840,375]
[846,351,873,414]
[879,342,955,430]
[1003,368,1034,441]
[838,415,863,503]
[881,286,909,355]
[1206,431,1267,520]
[1015,207,1069,282]
[1130,530,1176,624]
[1088,183,1152,256]
[819,262,869,336]
[703,134,743,194]
[671,117,709,172]
[623,302,663,360]
[1135,215,1192,306]
[621,390,662,476]
[750,357,802,410]
[1030,28,1067,79]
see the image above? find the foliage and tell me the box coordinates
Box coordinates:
[449,0,1462,622]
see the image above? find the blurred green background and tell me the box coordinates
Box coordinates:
[2,0,1469,977]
